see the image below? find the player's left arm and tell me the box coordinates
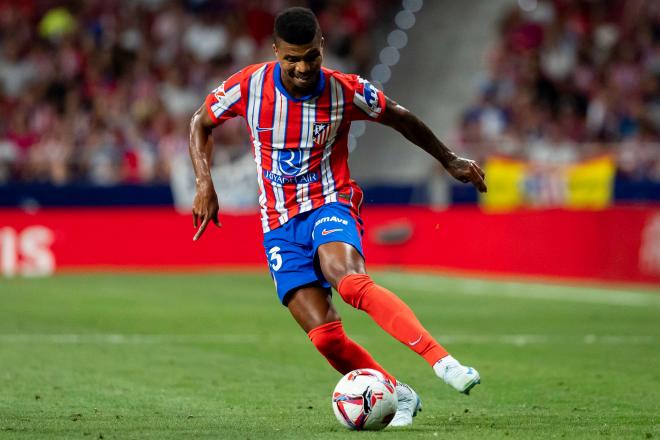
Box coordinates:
[378,97,487,193]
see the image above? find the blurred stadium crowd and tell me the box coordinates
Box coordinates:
[0,0,395,185]
[1,0,658,187]
[458,0,660,181]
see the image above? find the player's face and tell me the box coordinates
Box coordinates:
[274,35,324,94]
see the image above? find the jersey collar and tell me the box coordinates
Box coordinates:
[274,62,325,102]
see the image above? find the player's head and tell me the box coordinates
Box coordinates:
[273,7,324,93]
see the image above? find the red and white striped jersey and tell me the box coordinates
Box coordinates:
[204,61,387,233]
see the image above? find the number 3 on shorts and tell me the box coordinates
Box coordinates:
[268,246,283,271]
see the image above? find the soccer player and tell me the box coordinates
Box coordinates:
[189,7,486,427]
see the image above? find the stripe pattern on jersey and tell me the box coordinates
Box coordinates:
[213,63,385,233]
[245,64,270,232]
[321,76,345,204]
[296,97,316,214]
[270,86,289,226]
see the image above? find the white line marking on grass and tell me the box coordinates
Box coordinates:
[0,334,259,344]
[0,334,655,346]
[373,273,660,307]
[435,334,656,346]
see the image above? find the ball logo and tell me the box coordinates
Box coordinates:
[332,368,397,431]
[333,392,367,429]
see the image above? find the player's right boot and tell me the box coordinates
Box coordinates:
[433,355,481,395]
[389,382,422,427]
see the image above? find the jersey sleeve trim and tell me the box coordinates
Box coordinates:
[204,74,245,124]
[209,83,241,119]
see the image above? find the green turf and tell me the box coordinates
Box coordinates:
[0,272,658,439]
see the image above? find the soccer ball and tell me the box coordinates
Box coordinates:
[331,368,398,430]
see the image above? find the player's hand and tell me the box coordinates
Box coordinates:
[192,183,221,241]
[445,157,487,193]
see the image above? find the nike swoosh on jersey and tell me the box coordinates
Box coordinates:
[256,126,274,132]
[408,335,423,346]
[321,228,343,236]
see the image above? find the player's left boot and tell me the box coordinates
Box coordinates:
[433,355,481,395]
[389,382,422,427]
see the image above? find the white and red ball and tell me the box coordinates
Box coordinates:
[331,368,398,430]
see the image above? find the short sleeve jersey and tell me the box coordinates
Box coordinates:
[204,62,387,233]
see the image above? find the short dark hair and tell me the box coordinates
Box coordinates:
[274,7,320,45]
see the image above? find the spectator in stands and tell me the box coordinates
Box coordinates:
[0,0,397,185]
[458,0,659,180]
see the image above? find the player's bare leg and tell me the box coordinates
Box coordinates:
[287,285,341,332]
[318,242,481,395]
[286,285,396,385]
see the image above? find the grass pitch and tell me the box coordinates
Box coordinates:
[0,271,658,439]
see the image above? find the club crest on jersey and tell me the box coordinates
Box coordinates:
[313,122,330,146]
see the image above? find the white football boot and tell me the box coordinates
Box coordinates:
[434,355,481,395]
[389,382,422,427]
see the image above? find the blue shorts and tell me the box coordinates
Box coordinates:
[262,202,364,305]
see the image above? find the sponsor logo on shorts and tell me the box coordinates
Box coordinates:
[314,216,349,227]
[321,228,343,236]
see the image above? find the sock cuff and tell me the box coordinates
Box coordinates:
[307,320,343,340]
[338,273,372,293]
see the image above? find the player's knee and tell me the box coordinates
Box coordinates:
[317,243,366,288]
[308,320,346,355]
[337,273,374,309]
[320,260,355,288]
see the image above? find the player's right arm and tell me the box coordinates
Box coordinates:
[189,105,221,241]
[189,69,247,241]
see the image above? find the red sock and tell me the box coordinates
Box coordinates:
[338,274,448,366]
[308,320,397,385]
